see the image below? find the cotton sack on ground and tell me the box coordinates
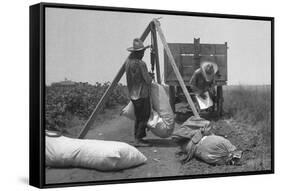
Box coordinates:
[46,135,147,171]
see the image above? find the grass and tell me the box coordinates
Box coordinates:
[224,85,271,145]
[220,85,271,170]
[224,85,271,126]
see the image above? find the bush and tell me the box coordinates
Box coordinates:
[45,82,129,130]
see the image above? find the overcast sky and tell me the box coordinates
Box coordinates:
[45,7,271,85]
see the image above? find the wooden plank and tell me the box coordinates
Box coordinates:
[165,43,226,55]
[215,81,227,86]
[215,44,227,54]
[200,55,216,63]
[180,44,194,54]
[164,43,194,54]
[200,44,215,54]
[150,25,155,73]
[215,55,227,81]
[78,22,152,139]
[222,42,228,81]
[164,49,168,83]
[150,42,155,71]
[166,79,226,86]
[154,19,200,118]
[165,80,226,87]
[164,44,181,83]
[169,85,176,112]
[166,78,227,86]
[151,22,161,83]
[181,56,194,79]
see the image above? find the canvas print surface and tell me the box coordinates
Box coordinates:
[44,6,272,185]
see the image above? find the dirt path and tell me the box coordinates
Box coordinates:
[46,106,271,184]
[46,106,184,184]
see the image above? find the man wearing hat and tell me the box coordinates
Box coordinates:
[189,61,218,108]
[125,38,152,147]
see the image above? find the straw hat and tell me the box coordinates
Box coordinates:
[200,61,218,82]
[127,38,150,52]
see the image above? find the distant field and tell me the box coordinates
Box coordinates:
[224,85,271,128]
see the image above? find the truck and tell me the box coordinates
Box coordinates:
[164,38,228,117]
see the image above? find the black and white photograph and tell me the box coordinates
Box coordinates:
[29,2,274,188]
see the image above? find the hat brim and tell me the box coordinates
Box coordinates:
[200,62,218,82]
[127,45,150,52]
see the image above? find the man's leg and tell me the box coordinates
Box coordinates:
[208,87,216,112]
[132,98,150,146]
[142,97,151,127]
[135,121,147,140]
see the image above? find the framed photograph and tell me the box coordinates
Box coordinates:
[29,2,274,188]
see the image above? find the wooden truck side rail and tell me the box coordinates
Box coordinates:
[164,39,228,86]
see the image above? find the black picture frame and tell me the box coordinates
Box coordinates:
[30,2,274,188]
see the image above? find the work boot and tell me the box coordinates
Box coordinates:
[132,138,151,147]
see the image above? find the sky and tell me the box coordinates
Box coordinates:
[45,7,271,85]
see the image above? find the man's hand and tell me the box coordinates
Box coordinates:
[199,92,207,99]
[209,86,216,95]
[148,72,155,79]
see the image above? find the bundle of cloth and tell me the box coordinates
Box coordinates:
[121,82,175,138]
[172,123,242,165]
[45,131,147,171]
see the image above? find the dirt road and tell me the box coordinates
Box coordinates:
[46,106,271,184]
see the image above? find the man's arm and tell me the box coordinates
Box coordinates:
[189,70,201,93]
[139,61,152,84]
[207,79,216,94]
[189,72,197,88]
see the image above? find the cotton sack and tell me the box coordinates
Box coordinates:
[194,135,238,165]
[46,135,147,171]
[121,82,175,138]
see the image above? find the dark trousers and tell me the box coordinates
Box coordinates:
[131,97,151,139]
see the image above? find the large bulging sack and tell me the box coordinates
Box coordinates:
[121,103,173,138]
[148,82,175,138]
[194,135,238,165]
[147,110,174,138]
[150,82,174,128]
[46,135,147,171]
[121,83,175,138]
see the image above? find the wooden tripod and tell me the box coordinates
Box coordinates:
[78,19,200,139]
